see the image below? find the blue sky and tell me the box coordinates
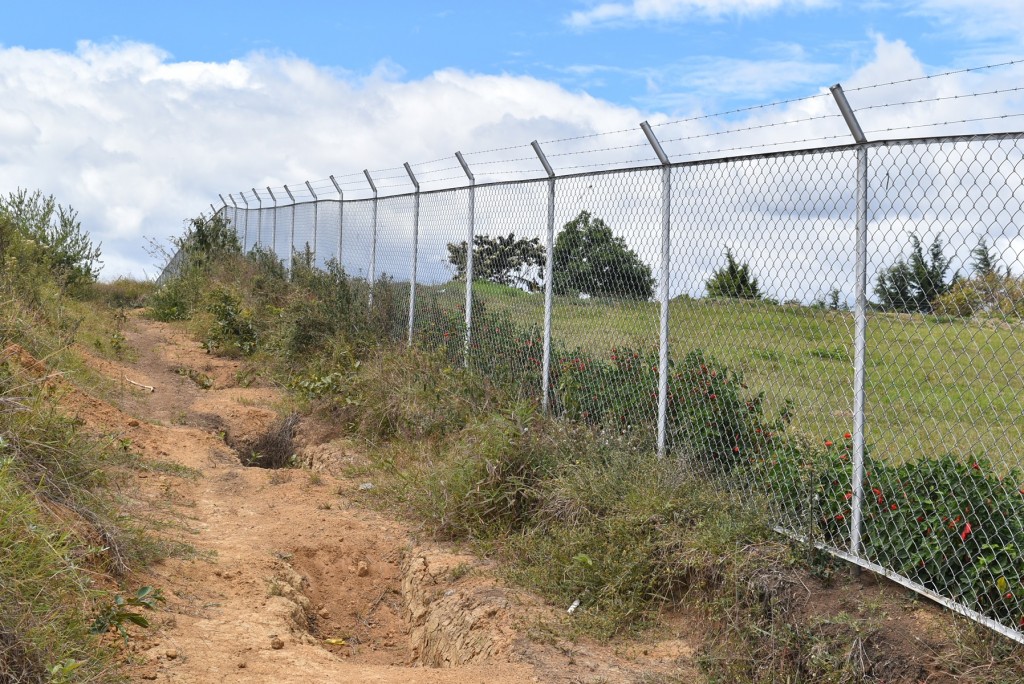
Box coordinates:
[2,1,1016,114]
[0,1,1022,276]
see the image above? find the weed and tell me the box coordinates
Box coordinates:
[89,586,165,643]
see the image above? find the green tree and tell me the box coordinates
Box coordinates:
[705,249,761,300]
[971,237,1000,277]
[874,233,953,313]
[0,189,102,292]
[552,211,654,300]
[447,233,545,290]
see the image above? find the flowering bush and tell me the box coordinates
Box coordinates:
[753,438,1024,627]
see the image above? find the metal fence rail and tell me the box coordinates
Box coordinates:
[165,117,1024,643]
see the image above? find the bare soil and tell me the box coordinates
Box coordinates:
[57,316,705,683]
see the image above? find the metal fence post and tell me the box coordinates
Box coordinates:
[284,185,296,275]
[456,151,476,369]
[267,187,278,255]
[365,170,378,307]
[304,180,319,265]
[642,122,673,459]
[831,83,869,563]
[330,175,344,265]
[532,141,557,413]
[209,203,218,218]
[239,191,250,250]
[251,188,263,248]
[228,194,239,239]
[405,163,421,347]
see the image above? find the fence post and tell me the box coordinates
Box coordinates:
[330,175,344,266]
[284,185,296,275]
[830,83,869,565]
[456,151,476,369]
[404,163,421,347]
[267,187,278,256]
[249,188,261,248]
[209,203,218,218]
[304,180,319,265]
[228,194,239,241]
[531,141,557,413]
[239,191,250,250]
[365,170,378,308]
[641,122,673,459]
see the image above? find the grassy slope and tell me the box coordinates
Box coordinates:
[425,280,1023,467]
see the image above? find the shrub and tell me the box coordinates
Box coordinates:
[202,288,258,356]
[706,248,762,300]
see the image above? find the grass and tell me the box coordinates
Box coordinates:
[425,280,1024,468]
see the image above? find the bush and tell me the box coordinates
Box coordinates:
[0,189,102,294]
[932,273,1024,319]
[202,288,258,356]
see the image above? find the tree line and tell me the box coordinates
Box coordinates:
[446,211,1020,317]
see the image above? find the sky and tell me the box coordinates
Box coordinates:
[1,0,1023,278]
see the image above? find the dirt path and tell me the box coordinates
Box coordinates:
[65,315,702,683]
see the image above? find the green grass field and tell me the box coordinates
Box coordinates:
[421,280,1024,469]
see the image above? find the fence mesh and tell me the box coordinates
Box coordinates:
[164,132,1024,641]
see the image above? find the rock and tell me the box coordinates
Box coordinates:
[358,482,374,491]
[356,561,369,577]
[270,636,285,650]
[128,419,140,427]
[165,648,178,660]
[318,607,330,618]
[238,662,247,669]
[141,674,157,681]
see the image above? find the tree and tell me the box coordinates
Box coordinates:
[874,233,953,313]
[552,211,654,300]
[0,188,102,291]
[705,249,761,300]
[970,237,1001,278]
[447,233,545,290]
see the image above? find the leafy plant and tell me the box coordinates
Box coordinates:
[706,248,762,300]
[553,211,654,300]
[447,233,545,291]
[875,233,955,313]
[89,586,165,643]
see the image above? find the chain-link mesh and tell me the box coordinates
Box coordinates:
[162,132,1024,641]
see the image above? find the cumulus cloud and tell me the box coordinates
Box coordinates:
[566,0,829,28]
[0,40,648,277]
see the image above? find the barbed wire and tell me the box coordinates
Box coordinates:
[845,58,1024,93]
[215,57,1024,203]
[856,86,1024,112]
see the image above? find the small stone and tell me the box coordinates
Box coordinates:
[238,662,247,669]
[356,561,369,577]
[165,648,178,660]
[358,482,374,491]
[142,675,157,681]
[128,419,140,427]
[270,636,284,650]
[318,607,330,618]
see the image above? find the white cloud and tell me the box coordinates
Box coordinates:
[566,0,828,28]
[0,40,647,278]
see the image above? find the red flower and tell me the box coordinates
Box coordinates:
[844,432,852,440]
[971,463,980,471]
[1006,592,1014,600]
[733,447,740,453]
[844,492,853,500]
[835,514,845,521]
[961,522,973,541]
[824,440,834,448]
[890,503,898,511]
[709,393,717,400]
[916,516,925,523]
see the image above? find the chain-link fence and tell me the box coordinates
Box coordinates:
[163,129,1024,642]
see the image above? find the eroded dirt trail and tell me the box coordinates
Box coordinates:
[66,316,702,683]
